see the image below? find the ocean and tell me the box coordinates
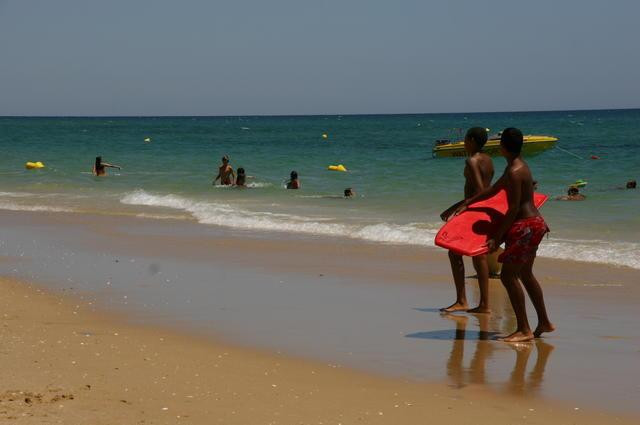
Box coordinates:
[1,110,639,269]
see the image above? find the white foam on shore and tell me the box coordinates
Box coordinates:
[120,190,640,270]
[0,202,74,213]
[0,191,34,198]
[120,190,440,244]
[538,238,640,270]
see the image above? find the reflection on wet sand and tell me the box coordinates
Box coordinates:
[408,312,554,397]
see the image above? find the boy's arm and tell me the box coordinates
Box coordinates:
[103,162,121,169]
[487,170,522,251]
[213,172,221,184]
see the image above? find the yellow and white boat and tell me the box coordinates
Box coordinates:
[433,135,558,158]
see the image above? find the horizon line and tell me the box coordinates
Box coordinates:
[1,106,639,119]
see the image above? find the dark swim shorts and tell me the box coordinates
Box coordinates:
[498,216,549,264]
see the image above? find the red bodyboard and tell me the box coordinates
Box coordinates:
[435,190,548,257]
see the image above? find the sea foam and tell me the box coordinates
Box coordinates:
[120,190,640,270]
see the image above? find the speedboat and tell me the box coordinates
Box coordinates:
[433,134,558,158]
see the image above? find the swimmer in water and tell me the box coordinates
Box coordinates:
[344,188,355,198]
[213,155,235,186]
[556,186,586,201]
[286,171,300,189]
[92,156,121,176]
[234,168,254,187]
[626,180,637,189]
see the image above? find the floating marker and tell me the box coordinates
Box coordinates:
[144,137,152,142]
[25,161,45,169]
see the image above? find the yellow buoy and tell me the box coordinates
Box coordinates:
[322,133,328,139]
[328,164,347,172]
[25,161,45,169]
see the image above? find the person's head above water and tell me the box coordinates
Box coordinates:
[95,156,102,168]
[344,188,354,197]
[221,155,229,164]
[627,180,637,189]
[237,167,245,176]
[464,127,488,152]
[290,171,298,180]
[500,127,524,155]
[568,187,580,196]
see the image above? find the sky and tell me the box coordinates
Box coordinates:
[0,0,639,116]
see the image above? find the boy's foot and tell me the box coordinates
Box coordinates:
[467,306,491,314]
[499,331,534,343]
[534,322,556,338]
[440,302,468,313]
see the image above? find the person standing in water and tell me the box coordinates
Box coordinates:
[235,168,254,187]
[213,155,235,186]
[440,127,494,314]
[456,128,555,342]
[286,171,300,189]
[92,156,121,176]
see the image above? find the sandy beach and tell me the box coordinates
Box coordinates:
[1,209,639,424]
[1,275,636,425]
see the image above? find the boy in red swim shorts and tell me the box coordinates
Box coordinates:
[456,128,555,342]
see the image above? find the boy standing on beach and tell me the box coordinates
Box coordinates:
[440,127,494,313]
[457,128,555,342]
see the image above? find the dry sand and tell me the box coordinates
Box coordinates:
[1,276,636,425]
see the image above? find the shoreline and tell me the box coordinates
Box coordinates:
[1,209,640,419]
[0,207,638,273]
[1,276,636,424]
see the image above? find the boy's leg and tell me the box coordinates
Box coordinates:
[441,251,468,312]
[499,262,534,342]
[468,254,491,313]
[519,258,555,337]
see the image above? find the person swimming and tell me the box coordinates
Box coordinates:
[213,155,235,186]
[235,168,247,187]
[627,180,637,189]
[286,171,300,189]
[344,188,355,198]
[92,156,121,176]
[556,186,586,201]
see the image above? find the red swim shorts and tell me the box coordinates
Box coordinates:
[498,216,549,264]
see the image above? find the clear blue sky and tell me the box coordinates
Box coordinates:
[1,0,638,116]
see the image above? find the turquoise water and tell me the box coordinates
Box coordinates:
[1,111,639,268]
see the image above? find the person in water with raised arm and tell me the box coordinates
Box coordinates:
[455,128,555,342]
[92,156,121,176]
[213,155,235,186]
[440,127,494,314]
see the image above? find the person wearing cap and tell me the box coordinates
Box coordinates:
[213,155,235,186]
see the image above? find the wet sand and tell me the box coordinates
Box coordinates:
[1,277,636,424]
[1,210,640,421]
